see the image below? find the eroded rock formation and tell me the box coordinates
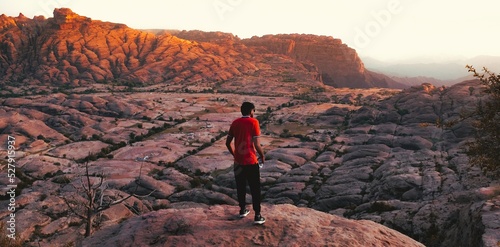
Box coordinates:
[0,8,258,86]
[242,34,406,88]
[0,9,405,89]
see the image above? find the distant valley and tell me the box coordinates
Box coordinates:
[362,55,500,86]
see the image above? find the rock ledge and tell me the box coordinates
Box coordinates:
[82,203,424,247]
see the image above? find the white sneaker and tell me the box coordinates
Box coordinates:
[239,209,250,218]
[254,215,266,225]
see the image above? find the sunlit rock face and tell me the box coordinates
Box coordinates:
[0,8,259,86]
[241,34,405,88]
[0,9,404,89]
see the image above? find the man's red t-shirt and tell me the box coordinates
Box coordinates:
[228,116,261,165]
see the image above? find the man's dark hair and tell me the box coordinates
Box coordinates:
[241,102,255,116]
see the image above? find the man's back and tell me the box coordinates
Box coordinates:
[229,117,260,165]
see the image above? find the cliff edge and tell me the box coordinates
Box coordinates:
[82,203,425,247]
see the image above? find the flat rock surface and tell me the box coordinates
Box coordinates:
[82,204,425,247]
[48,141,110,160]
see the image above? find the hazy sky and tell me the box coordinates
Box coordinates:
[1,0,499,62]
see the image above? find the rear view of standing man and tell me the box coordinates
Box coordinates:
[226,102,266,225]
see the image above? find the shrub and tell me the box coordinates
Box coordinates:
[465,66,500,177]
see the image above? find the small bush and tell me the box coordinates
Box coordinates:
[369,201,397,213]
[166,217,192,235]
[0,222,24,247]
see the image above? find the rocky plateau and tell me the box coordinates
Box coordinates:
[0,8,499,247]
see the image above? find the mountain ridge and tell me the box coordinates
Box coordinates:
[240,34,406,89]
[0,8,406,89]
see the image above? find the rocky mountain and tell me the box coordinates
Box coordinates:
[241,34,406,89]
[1,7,499,247]
[0,8,404,89]
[0,9,260,86]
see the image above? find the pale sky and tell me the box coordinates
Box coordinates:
[1,0,499,62]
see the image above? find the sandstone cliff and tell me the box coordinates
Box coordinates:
[241,34,406,89]
[0,8,404,89]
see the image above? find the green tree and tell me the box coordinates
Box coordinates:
[465,65,500,177]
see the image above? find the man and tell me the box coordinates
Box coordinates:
[226,102,266,225]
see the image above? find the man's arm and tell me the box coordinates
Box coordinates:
[225,135,235,157]
[253,136,265,163]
